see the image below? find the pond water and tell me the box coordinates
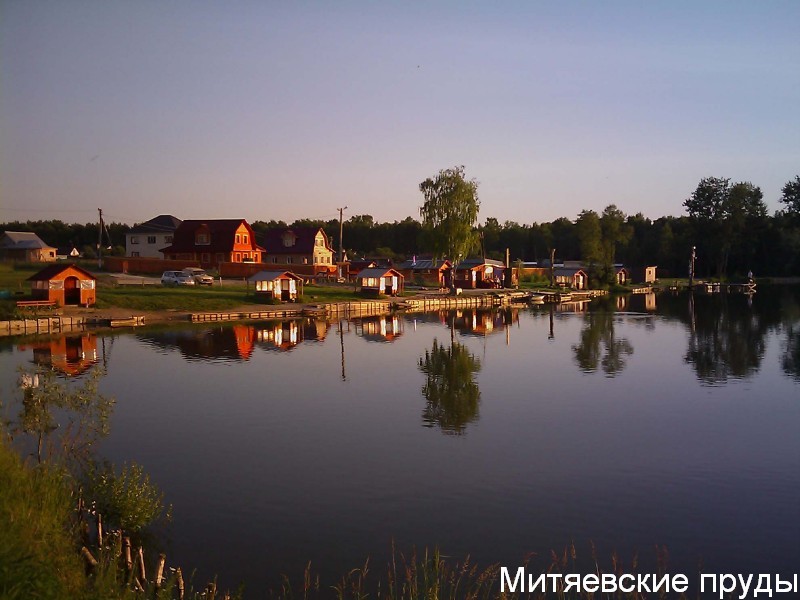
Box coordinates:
[2,287,799,593]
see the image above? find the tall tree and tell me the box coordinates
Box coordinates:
[419,165,480,261]
[684,177,732,278]
[780,175,800,217]
[575,210,602,266]
[599,204,631,285]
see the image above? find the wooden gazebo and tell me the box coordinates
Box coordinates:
[27,264,96,307]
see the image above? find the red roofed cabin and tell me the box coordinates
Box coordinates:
[27,264,96,307]
[161,219,264,268]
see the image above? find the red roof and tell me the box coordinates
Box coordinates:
[260,227,331,255]
[27,263,96,281]
[160,219,264,254]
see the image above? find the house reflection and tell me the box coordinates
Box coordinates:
[18,334,99,376]
[137,324,256,361]
[256,320,302,351]
[451,309,518,337]
[353,315,403,342]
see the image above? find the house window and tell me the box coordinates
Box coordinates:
[303,257,308,264]
[147,236,156,244]
[253,253,259,262]
[196,233,210,245]
[243,234,248,244]
[131,236,139,244]
[271,256,278,263]
[235,253,241,262]
[236,234,241,244]
[164,236,173,243]
[131,252,140,257]
[286,256,293,264]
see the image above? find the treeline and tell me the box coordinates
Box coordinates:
[3,176,799,278]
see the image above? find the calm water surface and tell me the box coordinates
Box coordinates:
[2,288,799,592]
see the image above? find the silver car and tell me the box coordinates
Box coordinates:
[161,271,196,286]
[182,268,214,286]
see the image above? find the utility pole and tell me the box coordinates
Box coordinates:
[337,206,347,277]
[97,208,104,269]
[549,247,556,288]
[688,245,696,288]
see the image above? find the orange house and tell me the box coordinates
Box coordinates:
[27,264,97,306]
[161,219,265,268]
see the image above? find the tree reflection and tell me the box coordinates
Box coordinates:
[782,325,800,381]
[16,366,114,465]
[683,293,766,383]
[572,305,634,377]
[418,338,481,435]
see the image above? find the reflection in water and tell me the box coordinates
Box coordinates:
[138,325,256,361]
[136,320,331,360]
[17,334,100,377]
[683,294,766,384]
[354,316,403,342]
[783,326,800,382]
[451,308,518,339]
[418,338,481,435]
[572,301,634,377]
[257,321,300,352]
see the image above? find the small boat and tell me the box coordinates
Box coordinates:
[529,293,545,304]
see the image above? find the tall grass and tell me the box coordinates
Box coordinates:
[0,442,84,600]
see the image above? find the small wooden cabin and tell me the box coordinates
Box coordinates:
[454,258,505,289]
[631,266,658,284]
[356,267,404,297]
[615,266,630,285]
[249,270,303,302]
[27,264,96,306]
[553,267,587,290]
[396,258,452,288]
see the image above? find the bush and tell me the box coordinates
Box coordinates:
[85,461,169,534]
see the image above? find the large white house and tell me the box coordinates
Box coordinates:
[125,215,182,258]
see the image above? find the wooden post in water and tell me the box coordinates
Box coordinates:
[80,546,98,574]
[176,568,185,600]
[137,546,146,585]
[123,536,133,575]
[96,513,103,548]
[154,553,166,592]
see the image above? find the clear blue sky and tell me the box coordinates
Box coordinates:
[1,1,798,226]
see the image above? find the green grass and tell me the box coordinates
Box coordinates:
[0,439,85,600]
[95,284,253,312]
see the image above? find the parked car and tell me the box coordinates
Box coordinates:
[161,271,196,286]
[182,268,214,286]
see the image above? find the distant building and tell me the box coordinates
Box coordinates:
[396,258,452,288]
[161,219,264,268]
[126,215,182,258]
[56,246,81,260]
[0,231,57,263]
[260,227,335,273]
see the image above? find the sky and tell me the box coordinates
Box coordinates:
[1,1,798,227]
